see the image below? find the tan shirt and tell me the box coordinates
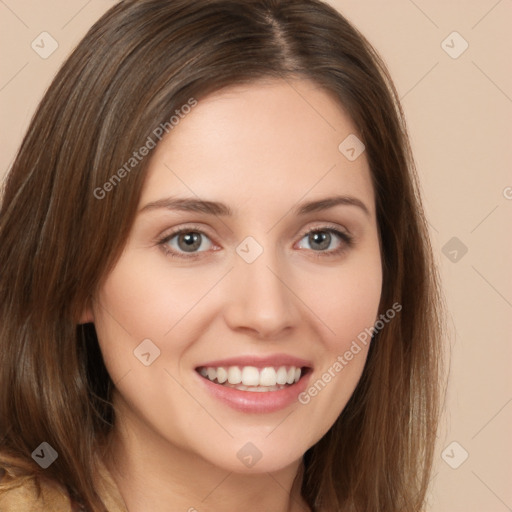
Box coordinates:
[0,461,128,511]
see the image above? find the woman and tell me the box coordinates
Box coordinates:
[0,0,443,510]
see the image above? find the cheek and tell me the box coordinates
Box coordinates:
[326,269,382,345]
[300,248,383,350]
[93,250,219,354]
[292,247,382,426]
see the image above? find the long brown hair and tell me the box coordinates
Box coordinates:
[0,0,443,510]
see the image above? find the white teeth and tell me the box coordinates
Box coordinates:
[241,366,260,386]
[227,366,242,384]
[217,367,228,384]
[259,367,277,386]
[276,367,288,385]
[199,364,304,390]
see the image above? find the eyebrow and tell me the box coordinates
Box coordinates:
[139,195,370,217]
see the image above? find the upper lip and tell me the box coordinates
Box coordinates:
[196,353,313,370]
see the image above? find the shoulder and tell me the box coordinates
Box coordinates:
[0,466,73,512]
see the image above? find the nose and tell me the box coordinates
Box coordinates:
[222,245,301,339]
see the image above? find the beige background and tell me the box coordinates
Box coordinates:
[1,1,511,510]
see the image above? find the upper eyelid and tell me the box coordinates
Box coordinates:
[160,220,351,236]
[160,222,350,239]
[160,224,216,240]
[295,223,353,243]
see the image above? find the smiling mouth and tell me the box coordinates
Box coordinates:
[196,365,310,392]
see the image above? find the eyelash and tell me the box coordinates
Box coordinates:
[157,224,354,260]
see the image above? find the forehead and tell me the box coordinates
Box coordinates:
[140,79,375,218]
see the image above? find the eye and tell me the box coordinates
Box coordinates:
[296,227,352,254]
[160,229,214,257]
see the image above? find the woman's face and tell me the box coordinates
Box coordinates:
[90,79,382,474]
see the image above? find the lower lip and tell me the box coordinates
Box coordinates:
[196,370,311,413]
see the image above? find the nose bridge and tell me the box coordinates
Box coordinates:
[224,236,299,336]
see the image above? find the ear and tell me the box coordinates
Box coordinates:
[77,297,95,324]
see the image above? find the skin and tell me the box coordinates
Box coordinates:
[83,79,382,512]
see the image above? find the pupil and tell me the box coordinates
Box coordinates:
[310,231,330,250]
[179,232,201,252]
